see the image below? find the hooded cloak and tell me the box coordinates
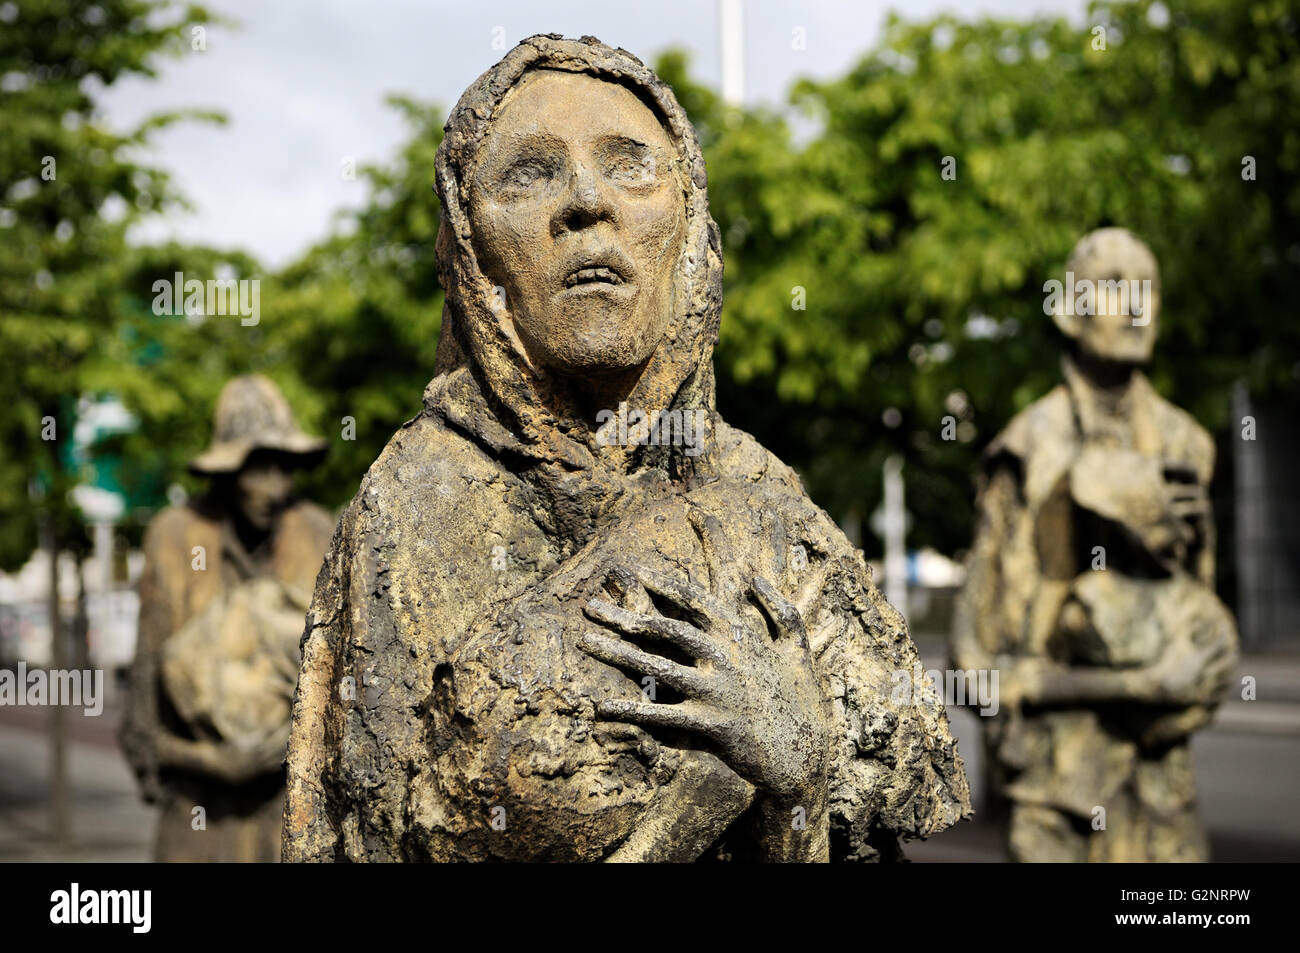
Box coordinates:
[283,34,969,862]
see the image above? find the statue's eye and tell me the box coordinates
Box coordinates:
[504,160,552,189]
[605,152,656,185]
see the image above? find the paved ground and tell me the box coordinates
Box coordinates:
[0,677,156,862]
[2,654,1298,862]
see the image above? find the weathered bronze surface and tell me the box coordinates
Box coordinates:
[952,228,1239,862]
[282,35,970,862]
[120,375,332,861]
[284,35,972,863]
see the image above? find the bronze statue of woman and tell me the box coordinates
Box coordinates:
[283,35,969,862]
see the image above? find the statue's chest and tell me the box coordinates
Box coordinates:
[433,490,766,859]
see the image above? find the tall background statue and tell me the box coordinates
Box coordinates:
[120,375,333,861]
[283,35,970,863]
[952,228,1239,862]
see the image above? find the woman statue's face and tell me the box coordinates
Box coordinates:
[466,69,687,379]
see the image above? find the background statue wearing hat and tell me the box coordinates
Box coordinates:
[952,229,1239,862]
[120,374,334,862]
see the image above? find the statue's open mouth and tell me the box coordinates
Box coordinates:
[564,265,625,287]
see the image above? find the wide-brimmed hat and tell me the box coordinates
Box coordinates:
[188,375,327,475]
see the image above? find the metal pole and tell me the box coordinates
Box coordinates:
[43,514,70,844]
[720,0,745,105]
[882,454,908,620]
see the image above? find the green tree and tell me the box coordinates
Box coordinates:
[0,0,219,571]
[658,0,1299,567]
[70,95,446,543]
[259,95,446,511]
[0,0,218,843]
[90,240,264,525]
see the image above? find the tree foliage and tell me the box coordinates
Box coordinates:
[0,0,217,569]
[660,0,1300,557]
[4,0,1295,579]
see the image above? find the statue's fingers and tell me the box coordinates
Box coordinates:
[607,566,655,614]
[791,558,835,622]
[686,509,739,575]
[595,699,717,738]
[750,576,809,648]
[1170,499,1210,519]
[761,509,789,582]
[586,597,722,664]
[631,566,735,630]
[585,596,645,634]
[577,632,709,696]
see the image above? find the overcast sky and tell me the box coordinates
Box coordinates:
[101,0,1085,268]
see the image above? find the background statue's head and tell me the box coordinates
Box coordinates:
[187,374,326,532]
[231,449,295,531]
[1053,227,1161,366]
[465,69,687,379]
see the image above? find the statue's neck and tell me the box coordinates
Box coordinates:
[1064,349,1139,414]
[540,363,648,433]
[209,485,277,573]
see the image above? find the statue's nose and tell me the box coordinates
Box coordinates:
[553,162,616,235]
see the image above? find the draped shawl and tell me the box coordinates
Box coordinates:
[283,35,969,862]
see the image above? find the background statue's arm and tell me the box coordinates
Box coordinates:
[957,457,1230,710]
[118,543,169,802]
[120,525,294,791]
[1138,705,1215,748]
[118,531,237,792]
[951,462,1018,677]
[1010,616,1235,709]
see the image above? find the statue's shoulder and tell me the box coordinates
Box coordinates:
[713,417,807,495]
[984,384,1074,468]
[280,500,336,545]
[143,501,219,557]
[331,410,521,561]
[1135,374,1215,480]
[354,410,501,506]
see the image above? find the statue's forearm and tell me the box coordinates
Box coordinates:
[951,466,1015,675]
[605,751,754,862]
[1139,705,1213,747]
[122,647,222,778]
[1023,663,1155,706]
[752,788,830,862]
[154,732,225,775]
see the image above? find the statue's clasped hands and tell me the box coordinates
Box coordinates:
[579,566,831,801]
